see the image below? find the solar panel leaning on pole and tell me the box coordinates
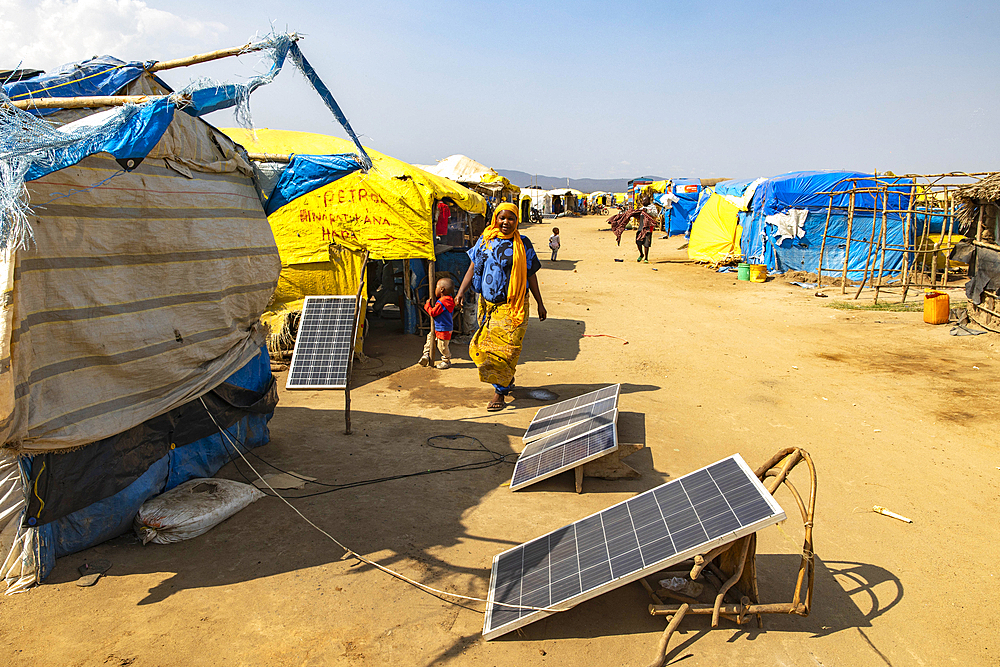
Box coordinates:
[285,295,358,390]
[483,454,785,640]
[522,384,620,443]
[510,410,618,491]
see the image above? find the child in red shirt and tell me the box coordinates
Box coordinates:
[420,278,455,369]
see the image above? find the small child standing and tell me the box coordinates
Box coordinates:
[548,227,561,261]
[419,278,455,369]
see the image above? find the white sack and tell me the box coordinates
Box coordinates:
[134,478,264,545]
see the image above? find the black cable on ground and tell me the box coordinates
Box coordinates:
[206,404,515,500]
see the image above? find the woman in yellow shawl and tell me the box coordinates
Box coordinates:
[456,203,547,411]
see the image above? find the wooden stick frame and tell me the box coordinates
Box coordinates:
[812,172,1000,302]
[641,447,816,667]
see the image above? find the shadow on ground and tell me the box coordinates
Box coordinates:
[44,408,529,605]
[541,259,580,272]
[419,554,902,666]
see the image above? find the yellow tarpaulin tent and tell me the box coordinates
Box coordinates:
[687,192,742,264]
[222,128,487,353]
[224,128,486,263]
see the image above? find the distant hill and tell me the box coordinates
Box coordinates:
[497,169,666,193]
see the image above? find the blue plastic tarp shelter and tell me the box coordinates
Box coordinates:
[741,171,914,280]
[662,178,702,236]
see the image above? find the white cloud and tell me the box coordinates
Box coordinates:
[0,0,227,70]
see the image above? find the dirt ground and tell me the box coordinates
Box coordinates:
[2,214,998,667]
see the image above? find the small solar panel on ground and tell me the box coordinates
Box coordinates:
[523,384,620,443]
[483,454,785,640]
[286,295,358,390]
[510,410,618,491]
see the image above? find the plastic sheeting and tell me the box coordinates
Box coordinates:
[224,128,485,262]
[22,99,174,181]
[740,171,912,279]
[2,346,274,589]
[687,193,742,264]
[3,106,280,454]
[265,154,365,215]
[2,56,150,116]
[758,171,912,216]
[415,154,518,197]
[663,179,702,236]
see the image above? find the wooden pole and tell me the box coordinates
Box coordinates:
[246,153,292,163]
[841,192,856,293]
[427,205,437,365]
[900,181,917,303]
[344,250,369,435]
[7,95,169,110]
[816,195,835,289]
[873,187,889,304]
[146,36,300,72]
[941,186,955,286]
[853,191,880,300]
[427,259,436,366]
[402,259,413,334]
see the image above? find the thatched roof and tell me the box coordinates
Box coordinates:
[955,173,1000,203]
[954,173,1000,230]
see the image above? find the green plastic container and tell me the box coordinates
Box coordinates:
[737,263,750,281]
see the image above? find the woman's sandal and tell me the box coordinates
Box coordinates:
[486,397,506,412]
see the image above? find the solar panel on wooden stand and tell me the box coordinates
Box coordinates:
[510,410,618,491]
[286,295,358,390]
[484,454,785,640]
[523,384,620,443]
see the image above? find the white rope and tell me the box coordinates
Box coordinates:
[198,397,561,614]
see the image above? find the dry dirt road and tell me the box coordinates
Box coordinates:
[1,214,997,667]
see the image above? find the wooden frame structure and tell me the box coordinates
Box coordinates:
[639,447,816,667]
[814,173,999,303]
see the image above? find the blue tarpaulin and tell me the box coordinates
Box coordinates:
[265,154,364,214]
[741,171,913,280]
[662,178,702,236]
[2,56,153,116]
[23,99,175,182]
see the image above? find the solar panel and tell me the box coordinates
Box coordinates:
[523,384,620,443]
[483,454,785,640]
[286,295,358,390]
[511,410,618,491]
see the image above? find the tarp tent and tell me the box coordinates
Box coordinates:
[222,128,486,349]
[687,192,741,264]
[686,178,765,264]
[663,179,703,236]
[415,154,519,202]
[741,171,913,279]
[0,95,281,591]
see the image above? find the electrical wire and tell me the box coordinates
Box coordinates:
[219,428,514,499]
[198,397,560,614]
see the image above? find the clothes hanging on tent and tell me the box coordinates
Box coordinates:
[768,209,809,243]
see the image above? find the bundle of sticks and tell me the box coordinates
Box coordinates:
[608,208,659,245]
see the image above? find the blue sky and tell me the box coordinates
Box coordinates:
[3,0,999,179]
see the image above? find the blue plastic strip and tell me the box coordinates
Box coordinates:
[287,43,373,170]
